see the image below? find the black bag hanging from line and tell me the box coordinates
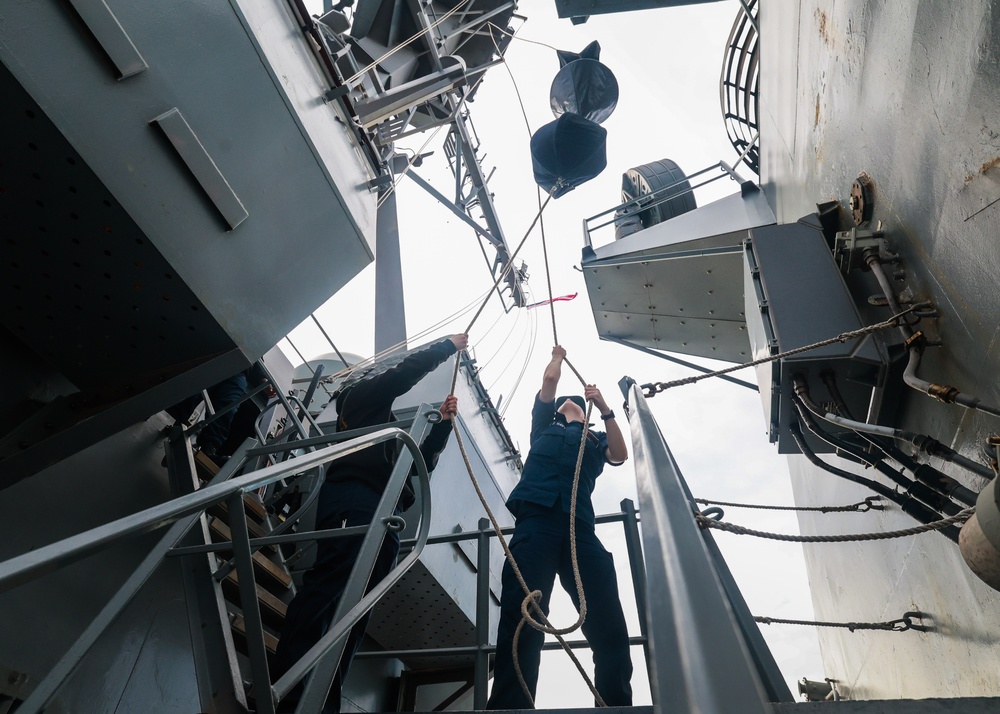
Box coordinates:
[529,112,608,199]
[550,41,619,125]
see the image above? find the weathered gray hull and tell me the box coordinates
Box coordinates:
[761,0,1000,699]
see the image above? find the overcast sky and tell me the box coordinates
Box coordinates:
[289,0,824,705]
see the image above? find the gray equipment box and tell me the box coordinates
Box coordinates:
[744,218,889,454]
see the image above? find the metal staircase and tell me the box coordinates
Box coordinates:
[0,367,443,714]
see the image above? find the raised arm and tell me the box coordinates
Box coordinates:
[539,345,566,403]
[585,384,628,465]
[418,395,458,473]
[350,334,467,404]
[337,334,467,430]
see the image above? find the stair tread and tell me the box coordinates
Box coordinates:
[209,516,276,554]
[210,526,291,590]
[224,571,288,620]
[208,493,270,536]
[194,449,221,476]
[231,614,278,654]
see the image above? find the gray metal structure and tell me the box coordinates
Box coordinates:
[581,166,775,364]
[759,0,1000,697]
[346,0,529,309]
[622,379,787,712]
[743,221,889,453]
[14,0,1000,710]
[0,0,377,485]
[578,0,1000,704]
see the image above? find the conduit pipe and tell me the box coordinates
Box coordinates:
[821,371,979,507]
[791,397,963,522]
[787,423,898,503]
[903,344,1000,420]
[790,423,959,545]
[864,251,914,341]
[865,250,1000,422]
[793,377,995,480]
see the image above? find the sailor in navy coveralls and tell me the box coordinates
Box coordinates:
[275,335,466,713]
[488,345,632,709]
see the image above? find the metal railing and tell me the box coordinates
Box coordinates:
[720,0,760,174]
[620,377,792,712]
[348,500,651,709]
[582,160,748,250]
[1,373,655,713]
[0,403,440,714]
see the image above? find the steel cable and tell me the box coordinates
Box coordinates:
[695,507,974,543]
[640,303,929,397]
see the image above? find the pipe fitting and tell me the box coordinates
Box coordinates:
[903,331,925,351]
[928,383,961,404]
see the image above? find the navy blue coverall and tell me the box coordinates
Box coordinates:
[274,338,457,713]
[487,393,632,709]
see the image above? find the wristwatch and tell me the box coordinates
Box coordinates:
[600,410,615,421]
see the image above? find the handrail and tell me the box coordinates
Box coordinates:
[622,378,776,713]
[0,427,423,593]
[720,0,759,174]
[2,409,438,714]
[582,160,746,249]
[272,407,438,712]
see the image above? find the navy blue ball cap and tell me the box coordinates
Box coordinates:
[555,395,587,412]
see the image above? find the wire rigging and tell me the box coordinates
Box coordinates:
[345,0,474,84]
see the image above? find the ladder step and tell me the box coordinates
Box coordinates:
[209,516,277,554]
[241,493,268,522]
[194,449,221,477]
[210,526,292,590]
[230,614,278,655]
[209,496,269,530]
[223,571,288,628]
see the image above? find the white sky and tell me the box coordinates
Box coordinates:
[289,0,825,705]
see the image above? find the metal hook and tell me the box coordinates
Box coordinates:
[901,611,930,632]
[382,515,406,532]
[699,506,725,521]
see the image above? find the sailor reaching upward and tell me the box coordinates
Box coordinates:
[487,344,632,709]
[274,334,467,713]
